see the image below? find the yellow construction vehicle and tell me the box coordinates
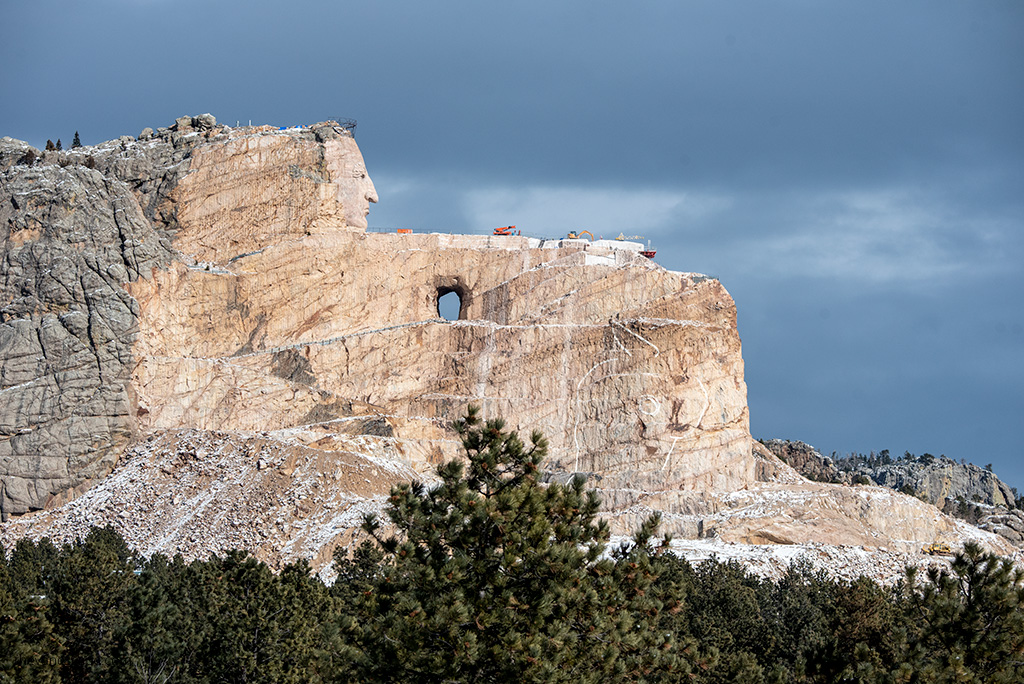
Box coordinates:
[566,230,594,240]
[922,542,953,555]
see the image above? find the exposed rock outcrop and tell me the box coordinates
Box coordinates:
[762,439,1016,509]
[760,439,846,484]
[978,509,1024,545]
[866,459,1015,509]
[761,439,1022,548]
[0,146,174,518]
[2,119,1016,576]
[0,120,378,518]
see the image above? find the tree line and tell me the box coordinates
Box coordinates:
[3,409,1023,682]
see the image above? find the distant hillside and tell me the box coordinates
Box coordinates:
[761,439,1024,546]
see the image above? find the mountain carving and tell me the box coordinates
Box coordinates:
[1,119,1015,575]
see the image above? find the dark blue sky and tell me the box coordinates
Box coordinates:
[4,1,1022,485]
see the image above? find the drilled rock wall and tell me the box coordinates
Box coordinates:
[128,230,755,498]
[1,122,754,519]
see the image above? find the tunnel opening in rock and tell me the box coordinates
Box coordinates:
[437,287,464,321]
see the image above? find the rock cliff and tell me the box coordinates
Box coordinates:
[1,118,1015,575]
[763,439,1016,509]
[0,140,174,518]
[762,439,1023,547]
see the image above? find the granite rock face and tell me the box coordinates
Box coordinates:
[867,459,1016,509]
[1,121,1016,574]
[760,439,845,484]
[979,509,1024,545]
[0,120,753,524]
[127,233,754,499]
[761,439,1022,548]
[763,439,1016,509]
[0,145,173,517]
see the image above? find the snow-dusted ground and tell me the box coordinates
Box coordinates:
[639,537,1024,585]
[4,427,1021,588]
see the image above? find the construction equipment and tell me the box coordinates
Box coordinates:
[613,232,657,259]
[922,542,953,556]
[396,228,412,234]
[640,239,657,259]
[493,225,520,236]
[566,230,594,240]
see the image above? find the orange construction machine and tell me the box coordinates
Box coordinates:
[493,225,520,236]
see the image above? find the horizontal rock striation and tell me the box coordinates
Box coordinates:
[2,119,1015,576]
[128,231,754,500]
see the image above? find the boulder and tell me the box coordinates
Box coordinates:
[0,137,41,172]
[194,113,217,130]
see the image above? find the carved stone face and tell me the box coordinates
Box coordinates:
[327,136,378,230]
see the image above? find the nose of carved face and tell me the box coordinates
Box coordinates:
[360,180,378,225]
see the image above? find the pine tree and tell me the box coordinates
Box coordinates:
[903,542,1024,682]
[0,546,62,683]
[196,551,330,683]
[72,131,82,148]
[808,575,905,683]
[338,407,687,682]
[671,557,771,677]
[48,526,139,681]
[110,553,204,684]
[55,139,62,151]
[45,139,55,151]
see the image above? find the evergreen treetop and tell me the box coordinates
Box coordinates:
[341,406,683,682]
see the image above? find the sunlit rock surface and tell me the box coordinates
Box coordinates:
[2,120,1014,577]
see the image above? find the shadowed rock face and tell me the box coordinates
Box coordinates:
[0,157,174,518]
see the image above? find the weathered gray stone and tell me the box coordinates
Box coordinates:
[312,121,344,142]
[765,439,1017,509]
[0,138,41,171]
[174,116,194,131]
[195,113,216,130]
[0,158,173,518]
[139,127,154,140]
[761,440,850,484]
